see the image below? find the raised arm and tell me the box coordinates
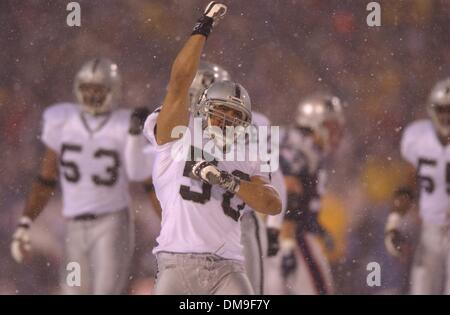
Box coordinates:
[156,2,227,145]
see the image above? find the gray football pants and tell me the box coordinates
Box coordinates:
[240,211,267,295]
[63,209,134,295]
[154,252,254,295]
[410,222,450,295]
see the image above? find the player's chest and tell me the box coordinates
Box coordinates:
[175,147,253,222]
[57,124,124,186]
[59,117,123,156]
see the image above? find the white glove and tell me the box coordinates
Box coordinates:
[204,1,227,26]
[192,2,228,37]
[11,216,32,263]
[192,160,240,193]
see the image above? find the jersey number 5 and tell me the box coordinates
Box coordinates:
[417,157,450,194]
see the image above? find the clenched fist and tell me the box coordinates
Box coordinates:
[192,2,228,38]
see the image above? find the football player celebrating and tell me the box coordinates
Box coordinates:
[385,77,450,294]
[10,58,153,294]
[143,2,281,295]
[265,94,345,295]
[189,61,287,295]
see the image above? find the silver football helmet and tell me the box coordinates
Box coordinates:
[190,61,231,115]
[197,81,252,148]
[74,58,122,115]
[428,77,450,137]
[296,93,345,151]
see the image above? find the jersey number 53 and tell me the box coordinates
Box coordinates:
[60,143,120,186]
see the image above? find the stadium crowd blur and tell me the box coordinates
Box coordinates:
[1,0,449,294]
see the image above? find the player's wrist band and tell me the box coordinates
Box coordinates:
[219,172,240,193]
[191,16,214,38]
[17,216,32,229]
[36,175,57,188]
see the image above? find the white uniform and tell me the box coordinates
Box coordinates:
[240,111,286,294]
[401,120,450,226]
[400,119,450,294]
[265,125,288,229]
[41,102,151,294]
[144,110,268,294]
[250,113,287,218]
[125,139,156,182]
[42,103,152,217]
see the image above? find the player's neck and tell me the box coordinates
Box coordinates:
[80,111,112,134]
[84,111,111,118]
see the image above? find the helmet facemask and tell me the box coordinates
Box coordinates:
[78,83,112,115]
[317,118,345,153]
[428,78,450,138]
[428,103,450,138]
[296,95,345,153]
[197,81,252,150]
[202,100,251,150]
[74,58,121,115]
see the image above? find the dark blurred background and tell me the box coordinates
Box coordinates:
[1,0,449,294]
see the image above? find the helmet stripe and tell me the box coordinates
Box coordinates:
[235,84,241,99]
[92,58,101,73]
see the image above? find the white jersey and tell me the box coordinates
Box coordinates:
[41,103,150,218]
[251,112,287,228]
[401,119,450,225]
[143,110,268,261]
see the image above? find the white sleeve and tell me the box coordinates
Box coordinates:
[400,123,420,167]
[143,110,159,146]
[250,159,271,182]
[40,103,74,152]
[124,135,155,181]
[142,108,177,153]
[250,115,283,220]
[266,168,287,228]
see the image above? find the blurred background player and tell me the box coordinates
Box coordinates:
[261,115,289,293]
[385,77,450,295]
[143,1,281,295]
[10,58,153,294]
[265,93,345,295]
